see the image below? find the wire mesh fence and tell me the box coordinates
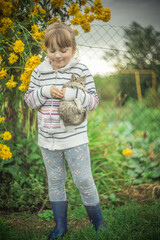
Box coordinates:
[74,23,160,146]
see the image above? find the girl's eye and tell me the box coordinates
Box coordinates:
[61,48,67,53]
[50,49,55,53]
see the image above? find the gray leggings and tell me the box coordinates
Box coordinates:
[40,144,99,206]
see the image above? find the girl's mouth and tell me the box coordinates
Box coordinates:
[55,59,62,62]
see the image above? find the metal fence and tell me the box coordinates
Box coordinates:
[74,23,160,142]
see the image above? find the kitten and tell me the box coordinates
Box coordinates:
[59,74,87,126]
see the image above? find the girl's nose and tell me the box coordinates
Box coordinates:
[55,51,61,58]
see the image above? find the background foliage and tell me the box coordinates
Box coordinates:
[0,0,160,214]
[103,22,160,99]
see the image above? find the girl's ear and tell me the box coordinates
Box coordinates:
[72,48,76,55]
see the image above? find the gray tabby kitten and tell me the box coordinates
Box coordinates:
[59,74,87,126]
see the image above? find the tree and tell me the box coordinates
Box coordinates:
[123,22,160,73]
[103,22,160,99]
[104,22,160,72]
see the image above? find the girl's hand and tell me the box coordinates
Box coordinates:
[50,86,63,99]
[61,88,66,101]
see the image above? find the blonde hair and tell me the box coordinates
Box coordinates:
[44,22,76,51]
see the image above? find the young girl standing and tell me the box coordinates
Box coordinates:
[24,22,106,240]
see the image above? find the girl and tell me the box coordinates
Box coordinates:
[24,22,106,240]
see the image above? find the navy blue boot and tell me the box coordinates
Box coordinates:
[85,203,106,232]
[48,201,68,240]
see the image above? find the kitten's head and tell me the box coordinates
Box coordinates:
[71,74,86,88]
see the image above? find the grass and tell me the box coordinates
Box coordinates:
[1,202,160,240]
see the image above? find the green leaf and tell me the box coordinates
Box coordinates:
[133,179,143,184]
[36,159,43,164]
[109,193,116,201]
[29,154,41,160]
[151,169,160,178]
[4,165,19,177]
[127,169,137,178]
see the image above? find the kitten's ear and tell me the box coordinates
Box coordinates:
[71,74,77,81]
[81,76,86,82]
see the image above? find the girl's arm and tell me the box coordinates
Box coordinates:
[64,68,99,111]
[24,68,51,109]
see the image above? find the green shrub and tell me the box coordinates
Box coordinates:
[94,74,119,101]
[144,87,160,108]
[0,130,47,211]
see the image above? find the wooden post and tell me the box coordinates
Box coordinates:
[135,71,142,101]
[151,71,156,90]
[117,69,157,101]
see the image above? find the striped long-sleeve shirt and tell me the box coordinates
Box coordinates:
[24,57,99,150]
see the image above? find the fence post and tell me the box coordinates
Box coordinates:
[151,71,156,91]
[135,71,142,101]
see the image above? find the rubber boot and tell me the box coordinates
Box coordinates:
[48,201,68,240]
[85,203,106,232]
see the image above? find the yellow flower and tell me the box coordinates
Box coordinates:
[70,12,83,25]
[1,1,13,16]
[81,21,91,33]
[0,117,5,124]
[31,24,45,40]
[84,6,91,14]
[87,14,95,23]
[32,31,42,40]
[19,71,31,92]
[47,17,59,24]
[101,8,111,22]
[0,55,2,62]
[32,5,46,16]
[122,149,132,157]
[0,17,13,35]
[31,24,39,33]
[71,17,80,26]
[0,144,12,160]
[32,30,45,40]
[19,56,41,92]
[0,68,7,79]
[8,52,19,64]
[93,0,111,22]
[73,29,79,36]
[70,11,91,32]
[94,0,103,9]
[8,46,13,51]
[13,40,25,53]
[0,131,12,141]
[81,0,87,5]
[50,0,64,8]
[68,3,79,16]
[24,55,41,72]
[6,75,17,88]
[18,83,29,92]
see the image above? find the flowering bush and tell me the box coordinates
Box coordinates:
[0,0,110,167]
[0,0,110,94]
[0,117,12,160]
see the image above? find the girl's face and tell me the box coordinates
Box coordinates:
[47,38,75,70]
